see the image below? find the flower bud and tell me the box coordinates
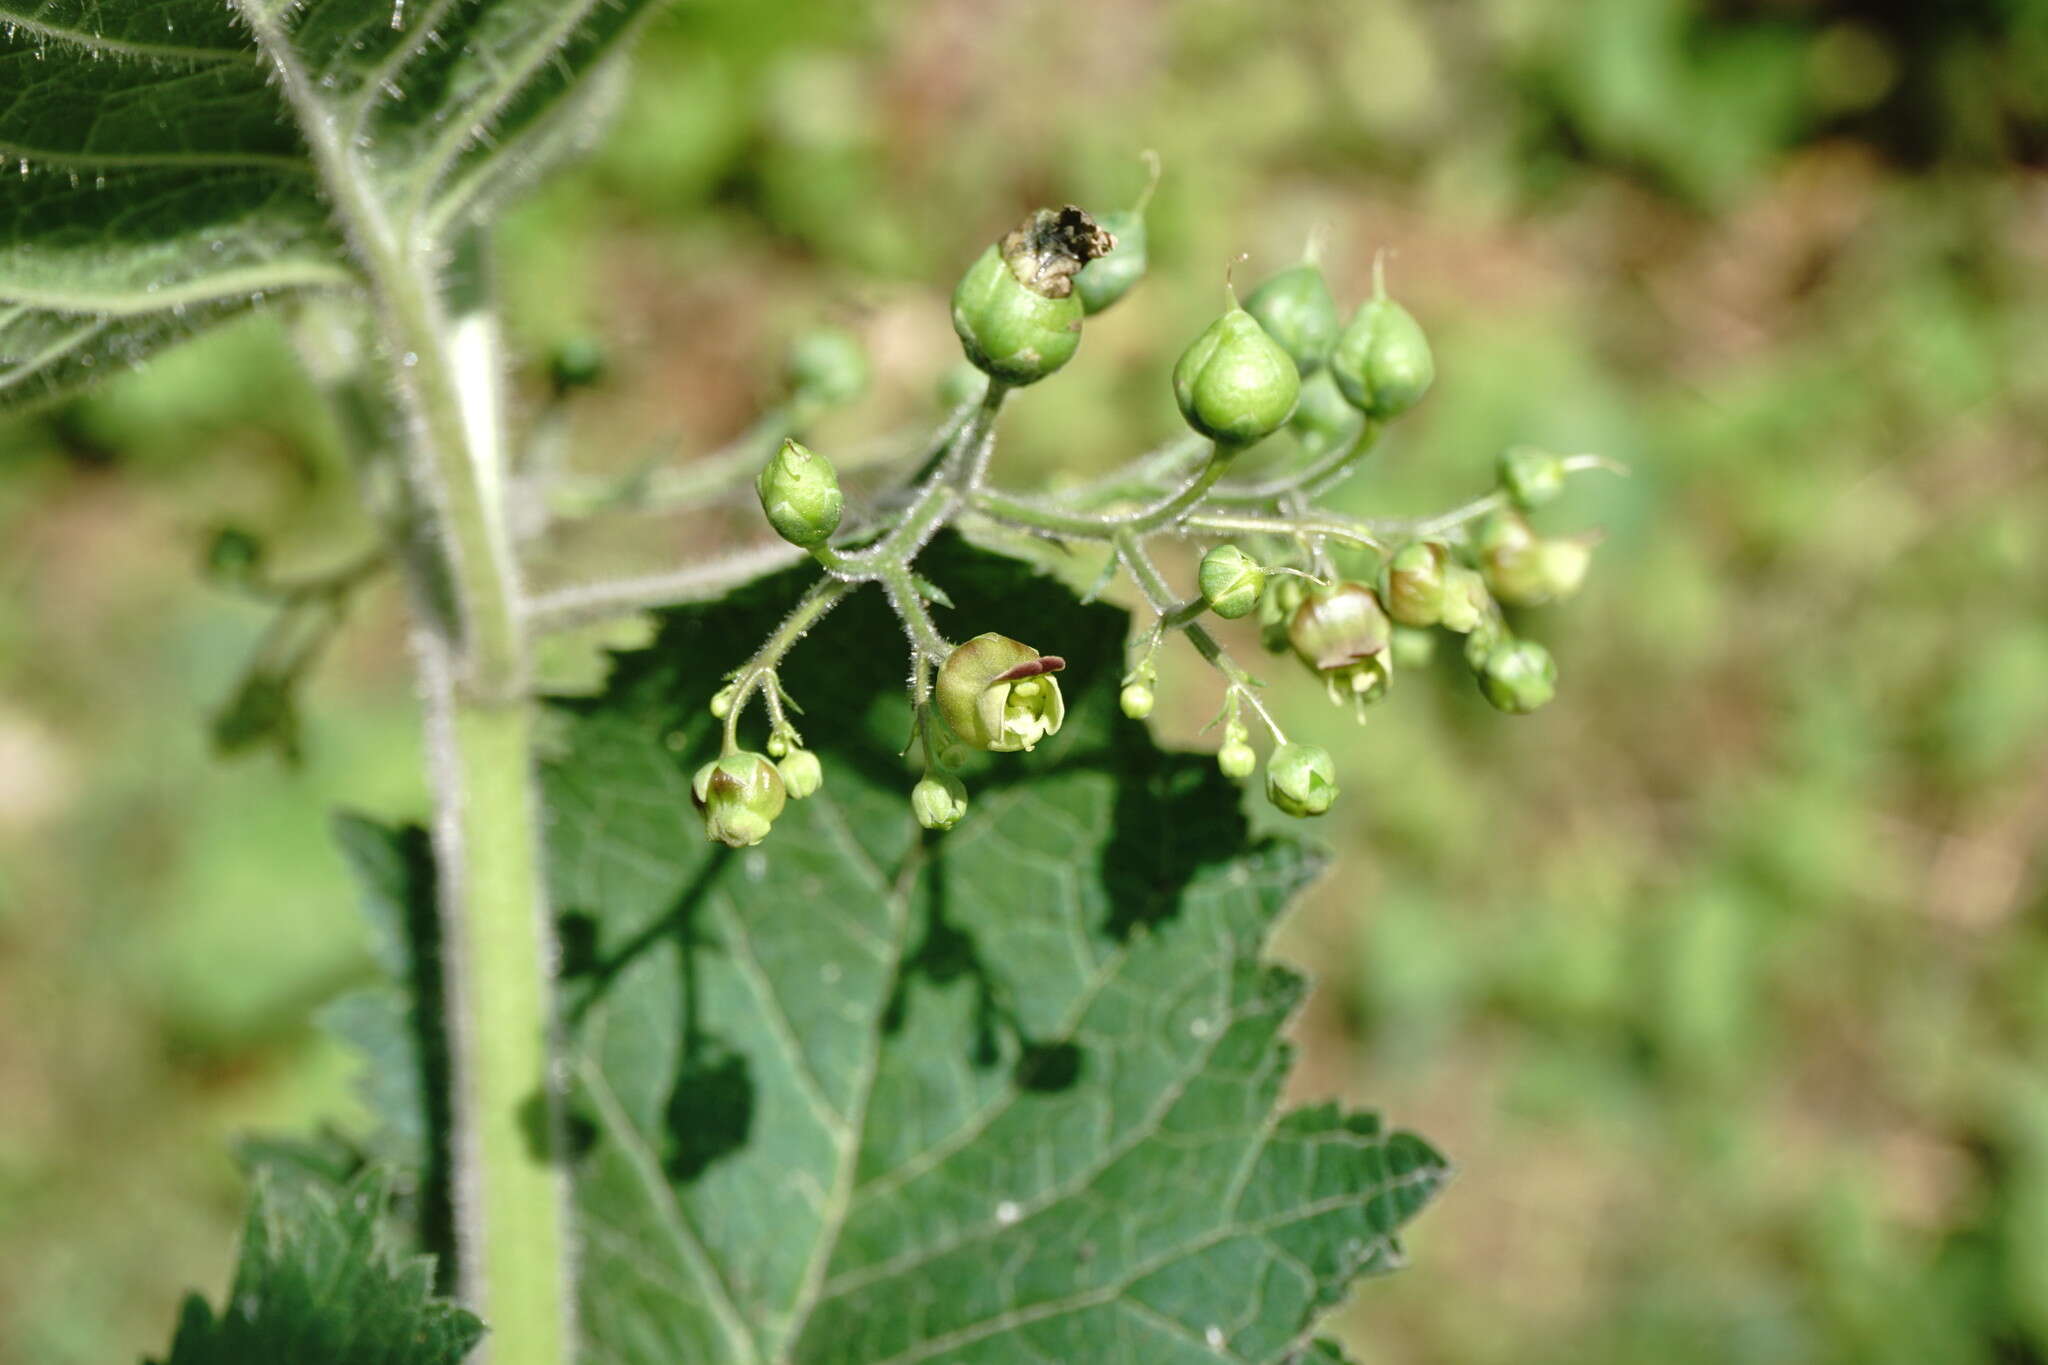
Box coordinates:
[1390,624,1437,670]
[1119,682,1155,720]
[692,751,787,847]
[1266,742,1338,818]
[936,633,1067,753]
[1474,508,1552,607]
[1498,445,1565,509]
[1537,536,1596,601]
[1244,263,1339,375]
[1438,564,1490,634]
[1259,575,1307,654]
[1074,208,1147,315]
[1330,286,1434,421]
[952,207,1113,386]
[777,747,823,800]
[912,772,969,831]
[1289,582,1391,685]
[1383,542,1448,628]
[1199,544,1267,619]
[784,325,868,406]
[1173,302,1301,447]
[1218,740,1258,780]
[756,438,843,549]
[1287,368,1365,456]
[708,683,738,718]
[1478,638,1558,715]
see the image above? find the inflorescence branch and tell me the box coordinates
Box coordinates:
[547,196,1622,845]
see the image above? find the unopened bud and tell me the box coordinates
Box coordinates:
[1384,542,1448,628]
[1199,544,1267,620]
[1478,638,1557,715]
[1330,276,1434,421]
[912,772,970,831]
[1173,301,1301,447]
[1119,682,1155,720]
[692,751,787,847]
[777,747,823,800]
[756,438,843,549]
[1266,742,1338,818]
[1497,445,1566,509]
[1244,263,1339,375]
[1218,739,1258,780]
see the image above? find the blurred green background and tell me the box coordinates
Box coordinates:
[4,0,2047,1360]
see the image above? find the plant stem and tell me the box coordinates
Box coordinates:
[239,9,572,1352]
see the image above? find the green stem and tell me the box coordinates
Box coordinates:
[722,577,856,752]
[973,445,1227,539]
[238,11,569,1358]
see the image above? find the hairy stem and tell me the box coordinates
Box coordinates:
[238,9,570,1356]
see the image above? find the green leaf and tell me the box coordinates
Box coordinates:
[542,538,1447,1363]
[148,1169,482,1365]
[0,0,654,407]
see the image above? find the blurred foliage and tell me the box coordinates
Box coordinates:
[2,0,2045,1362]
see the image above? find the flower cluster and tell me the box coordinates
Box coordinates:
[689,184,1614,847]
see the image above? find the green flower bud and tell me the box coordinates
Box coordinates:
[1474,508,1552,607]
[912,772,969,831]
[1498,445,1566,509]
[1463,617,1506,672]
[1383,542,1448,628]
[1479,638,1558,714]
[1266,742,1338,818]
[756,438,844,549]
[1438,563,1491,634]
[1258,575,1307,654]
[1390,624,1437,670]
[1074,208,1147,315]
[1199,544,1267,619]
[692,751,787,847]
[936,633,1067,753]
[1536,536,1596,602]
[708,683,738,718]
[548,336,606,393]
[1218,739,1258,780]
[1330,280,1434,420]
[784,325,868,406]
[777,747,823,800]
[952,207,1113,386]
[1287,367,1365,456]
[1244,263,1339,375]
[1119,682,1155,720]
[1173,303,1301,447]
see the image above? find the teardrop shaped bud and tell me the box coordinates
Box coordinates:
[936,633,1068,752]
[1478,638,1558,715]
[1438,563,1491,634]
[784,324,868,407]
[692,751,787,847]
[1330,289,1434,420]
[1075,208,1148,315]
[1497,445,1566,509]
[1287,367,1366,456]
[1266,742,1338,818]
[1244,263,1339,375]
[777,747,823,800]
[1173,303,1302,448]
[952,207,1113,386]
[1199,544,1267,619]
[1475,507,1554,606]
[1384,541,1448,628]
[912,772,970,831]
[1288,582,1392,696]
[756,438,844,549]
[1218,739,1258,780]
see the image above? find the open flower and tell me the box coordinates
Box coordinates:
[936,633,1067,753]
